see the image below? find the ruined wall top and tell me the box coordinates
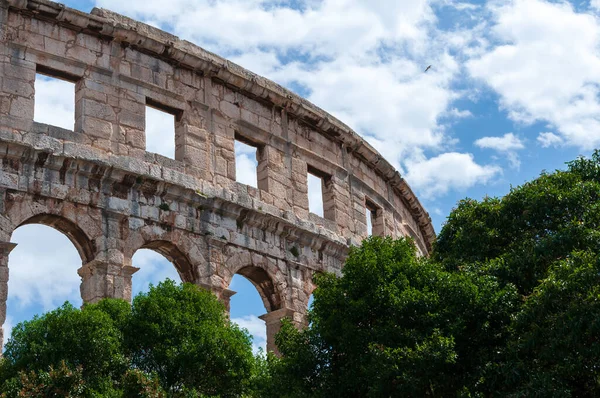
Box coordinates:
[1,0,435,252]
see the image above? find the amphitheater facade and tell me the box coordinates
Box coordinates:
[0,0,434,352]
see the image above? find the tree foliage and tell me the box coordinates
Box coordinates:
[262,150,600,397]
[434,151,600,296]
[0,280,256,397]
[261,237,518,397]
[4,151,600,396]
[126,281,255,395]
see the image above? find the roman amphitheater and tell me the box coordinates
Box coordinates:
[0,0,434,352]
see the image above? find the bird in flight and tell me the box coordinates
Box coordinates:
[424,65,432,72]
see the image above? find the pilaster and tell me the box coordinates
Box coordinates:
[0,241,16,351]
[259,307,298,355]
[78,259,139,303]
[196,282,237,313]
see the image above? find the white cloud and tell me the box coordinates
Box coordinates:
[34,75,75,130]
[8,225,82,310]
[146,106,175,159]
[475,132,524,152]
[468,0,600,149]
[475,132,524,169]
[445,108,473,119]
[231,315,266,355]
[3,315,13,347]
[96,0,435,55]
[234,141,258,188]
[437,0,480,11]
[131,249,181,297]
[307,173,324,217]
[405,152,502,199]
[537,131,564,148]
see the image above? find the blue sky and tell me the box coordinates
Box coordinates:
[7,0,600,352]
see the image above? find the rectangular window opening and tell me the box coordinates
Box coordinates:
[308,166,330,218]
[34,70,76,131]
[366,198,382,236]
[145,99,177,159]
[234,138,259,188]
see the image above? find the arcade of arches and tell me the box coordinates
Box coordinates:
[0,195,315,353]
[0,0,434,354]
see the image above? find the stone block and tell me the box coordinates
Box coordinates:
[77,117,113,139]
[118,109,145,130]
[77,98,116,121]
[9,96,33,119]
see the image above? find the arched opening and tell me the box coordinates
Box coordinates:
[235,266,281,312]
[228,265,282,355]
[131,244,186,298]
[229,274,267,354]
[18,214,95,263]
[6,223,83,346]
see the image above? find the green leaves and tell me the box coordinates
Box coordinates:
[262,237,518,397]
[436,150,600,296]
[499,252,600,396]
[0,281,256,397]
[263,151,600,397]
[126,280,255,396]
[1,301,128,389]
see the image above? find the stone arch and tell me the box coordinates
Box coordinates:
[137,240,196,283]
[2,193,102,263]
[2,213,92,350]
[123,223,206,284]
[224,250,285,313]
[14,214,96,264]
[235,266,281,312]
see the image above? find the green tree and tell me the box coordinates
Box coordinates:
[1,361,86,397]
[262,237,517,397]
[0,281,256,397]
[264,151,600,397]
[0,300,129,393]
[433,150,600,396]
[434,151,600,296]
[125,280,255,396]
[496,251,600,397]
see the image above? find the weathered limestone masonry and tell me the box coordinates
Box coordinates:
[0,0,435,353]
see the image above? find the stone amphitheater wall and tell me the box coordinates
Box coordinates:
[0,0,434,352]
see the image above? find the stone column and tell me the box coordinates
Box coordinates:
[196,282,236,313]
[78,260,139,303]
[258,146,292,211]
[0,242,16,351]
[259,308,296,356]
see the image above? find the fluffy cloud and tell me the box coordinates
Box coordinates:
[231,315,267,355]
[234,141,259,188]
[468,0,600,149]
[475,133,524,169]
[8,225,82,311]
[475,133,524,152]
[537,131,564,148]
[131,249,181,297]
[146,106,176,159]
[34,75,75,130]
[94,0,495,198]
[3,316,13,347]
[307,173,324,217]
[405,152,502,199]
[96,0,434,54]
